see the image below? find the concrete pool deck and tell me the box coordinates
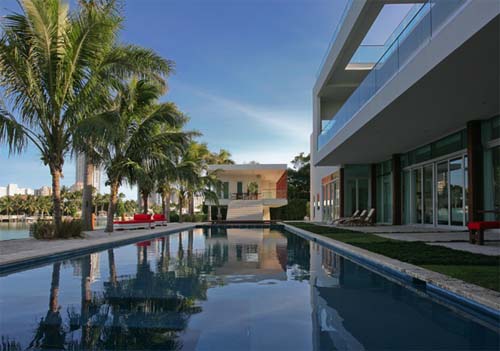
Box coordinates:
[0,222,200,271]
[282,223,500,315]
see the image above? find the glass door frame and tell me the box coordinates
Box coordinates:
[403,149,467,227]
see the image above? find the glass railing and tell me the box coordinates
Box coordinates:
[348,45,386,66]
[318,0,467,151]
[316,0,353,77]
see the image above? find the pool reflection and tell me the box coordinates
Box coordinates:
[0,227,498,351]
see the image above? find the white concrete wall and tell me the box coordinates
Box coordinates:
[217,174,277,198]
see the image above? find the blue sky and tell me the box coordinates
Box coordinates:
[0,0,410,198]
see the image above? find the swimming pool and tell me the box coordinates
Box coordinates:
[0,227,498,350]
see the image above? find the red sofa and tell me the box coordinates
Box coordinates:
[114,213,156,231]
[153,214,168,226]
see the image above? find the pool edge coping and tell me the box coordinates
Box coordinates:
[281,222,500,319]
[0,223,199,274]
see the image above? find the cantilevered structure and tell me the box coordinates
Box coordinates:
[310,0,499,227]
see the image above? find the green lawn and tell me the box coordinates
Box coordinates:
[286,222,500,292]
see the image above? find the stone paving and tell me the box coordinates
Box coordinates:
[427,241,500,256]
[0,222,199,268]
[283,223,500,313]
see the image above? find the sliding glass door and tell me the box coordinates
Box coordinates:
[436,161,449,225]
[423,165,434,224]
[345,178,369,216]
[406,153,467,227]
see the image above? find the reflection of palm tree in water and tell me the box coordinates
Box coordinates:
[80,256,92,349]
[29,263,66,349]
[158,236,171,273]
[108,249,118,287]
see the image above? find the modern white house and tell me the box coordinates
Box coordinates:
[206,164,288,220]
[310,0,499,227]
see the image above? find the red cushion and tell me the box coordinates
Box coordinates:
[153,214,166,221]
[468,221,500,230]
[134,213,151,221]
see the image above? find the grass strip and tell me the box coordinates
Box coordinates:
[286,222,500,292]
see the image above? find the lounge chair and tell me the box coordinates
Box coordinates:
[328,210,361,225]
[345,208,375,226]
[114,213,156,230]
[153,214,168,226]
[341,210,367,226]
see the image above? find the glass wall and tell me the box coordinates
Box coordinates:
[321,177,340,222]
[344,165,370,217]
[436,162,449,225]
[483,116,500,221]
[405,155,467,226]
[376,161,392,223]
[402,170,411,224]
[449,158,465,225]
[423,165,434,224]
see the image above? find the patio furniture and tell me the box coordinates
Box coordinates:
[114,213,156,230]
[344,208,375,226]
[328,210,361,225]
[153,214,168,226]
[467,221,500,245]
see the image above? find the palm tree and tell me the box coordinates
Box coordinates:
[24,195,38,216]
[174,142,220,221]
[36,196,52,219]
[77,79,191,232]
[136,171,156,214]
[0,0,172,231]
[208,149,235,165]
[0,196,14,219]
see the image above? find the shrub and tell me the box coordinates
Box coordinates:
[31,219,83,240]
[271,198,308,220]
[169,211,179,222]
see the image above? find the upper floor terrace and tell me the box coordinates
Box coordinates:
[206,164,288,207]
[313,0,499,166]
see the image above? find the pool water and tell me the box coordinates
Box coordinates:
[0,227,498,350]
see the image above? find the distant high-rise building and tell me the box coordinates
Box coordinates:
[74,153,101,193]
[0,184,34,196]
[35,186,52,196]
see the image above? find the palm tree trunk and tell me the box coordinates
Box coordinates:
[165,191,171,221]
[81,155,94,231]
[179,196,183,223]
[105,181,119,233]
[161,192,166,217]
[50,167,62,228]
[189,193,194,216]
[142,192,149,214]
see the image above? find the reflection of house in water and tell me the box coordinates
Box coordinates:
[205,228,287,283]
[309,243,364,351]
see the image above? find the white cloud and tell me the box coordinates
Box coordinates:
[187,87,311,142]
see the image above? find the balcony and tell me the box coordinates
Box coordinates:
[318,0,467,151]
[230,188,287,201]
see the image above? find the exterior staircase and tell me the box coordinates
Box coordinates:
[226,200,264,220]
